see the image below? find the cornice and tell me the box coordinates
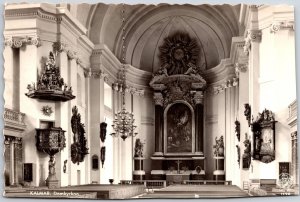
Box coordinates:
[5,4,87,36]
[243,5,294,31]
[91,44,152,92]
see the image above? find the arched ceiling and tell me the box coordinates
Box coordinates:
[70,3,242,73]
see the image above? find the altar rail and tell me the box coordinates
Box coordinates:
[120,180,167,188]
[183,180,232,185]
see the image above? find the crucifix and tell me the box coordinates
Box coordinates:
[176,160,182,174]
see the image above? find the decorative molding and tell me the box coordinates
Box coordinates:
[205,115,218,124]
[235,62,248,76]
[4,108,26,135]
[84,68,108,80]
[5,5,86,35]
[243,30,262,55]
[141,117,154,126]
[41,105,53,116]
[53,41,89,69]
[112,83,144,97]
[213,77,238,95]
[153,92,164,106]
[270,21,294,33]
[192,91,204,105]
[4,35,41,48]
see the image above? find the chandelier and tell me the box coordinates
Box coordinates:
[111,4,138,141]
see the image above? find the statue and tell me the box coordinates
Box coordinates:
[134,138,144,157]
[70,106,89,164]
[243,133,251,169]
[63,160,67,173]
[235,119,241,141]
[213,136,224,157]
[49,155,56,175]
[244,103,251,127]
[100,122,107,143]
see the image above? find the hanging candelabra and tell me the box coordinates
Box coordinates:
[111,4,138,141]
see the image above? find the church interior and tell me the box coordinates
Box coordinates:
[2,2,298,199]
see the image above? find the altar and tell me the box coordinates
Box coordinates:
[166,173,190,184]
[149,32,207,181]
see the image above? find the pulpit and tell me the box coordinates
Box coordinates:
[149,32,207,181]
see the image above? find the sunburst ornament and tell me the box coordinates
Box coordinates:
[159,32,200,75]
[41,105,53,116]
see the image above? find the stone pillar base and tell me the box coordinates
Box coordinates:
[46,179,59,189]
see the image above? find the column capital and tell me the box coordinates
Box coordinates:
[235,62,248,76]
[112,82,144,97]
[84,68,108,80]
[270,21,294,33]
[153,92,164,106]
[192,91,204,105]
[244,30,262,55]
[5,35,41,48]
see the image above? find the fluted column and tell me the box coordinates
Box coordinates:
[153,92,164,156]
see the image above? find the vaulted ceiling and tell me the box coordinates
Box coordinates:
[69,3,243,73]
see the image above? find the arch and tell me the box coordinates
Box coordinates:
[115,5,238,62]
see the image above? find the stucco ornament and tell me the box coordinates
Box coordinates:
[159,32,200,75]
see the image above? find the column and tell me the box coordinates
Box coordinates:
[10,137,21,187]
[55,44,69,186]
[3,45,14,109]
[193,91,204,154]
[153,92,164,156]
[247,29,261,115]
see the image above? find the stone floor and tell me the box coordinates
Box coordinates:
[139,184,250,198]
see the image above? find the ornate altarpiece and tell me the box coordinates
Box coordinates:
[150,32,206,180]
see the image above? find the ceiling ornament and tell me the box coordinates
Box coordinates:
[159,32,201,75]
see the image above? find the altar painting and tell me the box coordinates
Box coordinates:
[166,103,192,153]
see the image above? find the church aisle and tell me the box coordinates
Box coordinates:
[139,184,249,198]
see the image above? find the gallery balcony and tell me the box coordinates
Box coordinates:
[3,108,26,136]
